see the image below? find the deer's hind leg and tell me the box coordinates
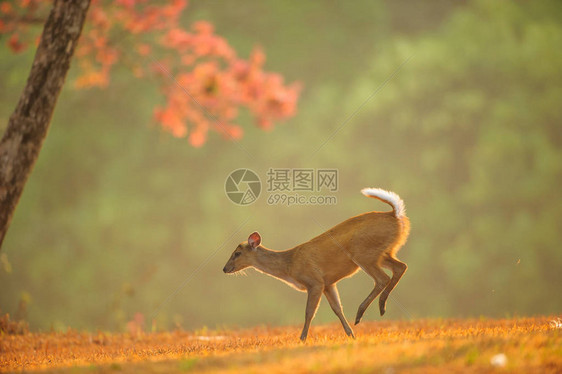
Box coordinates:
[353,259,390,325]
[379,256,407,316]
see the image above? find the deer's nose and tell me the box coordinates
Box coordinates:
[223,266,227,273]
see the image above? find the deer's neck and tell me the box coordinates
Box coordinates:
[253,247,293,281]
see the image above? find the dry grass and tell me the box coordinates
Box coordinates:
[1,316,561,373]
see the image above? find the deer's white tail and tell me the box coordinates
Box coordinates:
[361,188,406,218]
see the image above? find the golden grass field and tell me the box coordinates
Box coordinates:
[1,316,561,373]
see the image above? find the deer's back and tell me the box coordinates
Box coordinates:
[290,211,405,285]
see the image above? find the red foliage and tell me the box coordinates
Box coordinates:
[0,0,301,146]
[7,33,25,53]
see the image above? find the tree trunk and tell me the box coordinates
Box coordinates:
[0,0,90,249]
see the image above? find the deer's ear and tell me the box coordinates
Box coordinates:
[248,232,261,249]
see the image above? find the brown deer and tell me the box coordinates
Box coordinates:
[223,188,410,341]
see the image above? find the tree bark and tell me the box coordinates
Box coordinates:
[0,0,90,249]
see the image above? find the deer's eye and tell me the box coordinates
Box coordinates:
[234,252,241,258]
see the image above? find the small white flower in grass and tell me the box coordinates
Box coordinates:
[490,353,507,367]
[195,336,226,341]
[550,319,562,329]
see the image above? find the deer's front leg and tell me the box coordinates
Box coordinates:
[324,284,355,339]
[300,285,323,342]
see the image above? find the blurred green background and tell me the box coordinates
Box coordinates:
[1,0,561,332]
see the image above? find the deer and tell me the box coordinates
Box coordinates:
[222,188,410,342]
